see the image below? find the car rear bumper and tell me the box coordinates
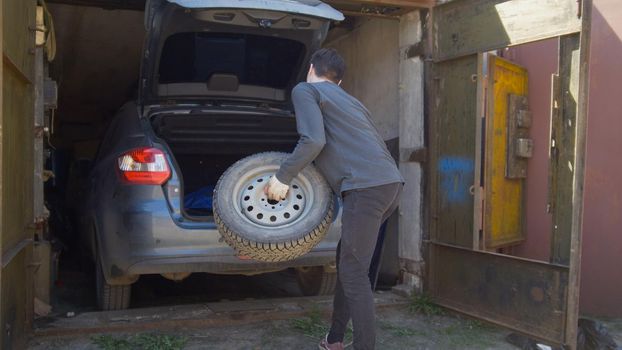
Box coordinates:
[93,183,341,284]
[126,249,336,276]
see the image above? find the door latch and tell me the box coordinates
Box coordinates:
[506,94,533,179]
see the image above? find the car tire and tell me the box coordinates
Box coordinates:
[95,256,131,310]
[296,266,337,296]
[214,152,334,262]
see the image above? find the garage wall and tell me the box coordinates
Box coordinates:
[579,0,622,317]
[47,4,144,151]
[325,13,425,290]
[325,18,400,140]
[502,39,558,262]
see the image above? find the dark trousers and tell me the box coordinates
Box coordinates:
[327,182,403,350]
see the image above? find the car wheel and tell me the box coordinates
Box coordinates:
[214,152,334,262]
[296,266,337,296]
[95,256,131,310]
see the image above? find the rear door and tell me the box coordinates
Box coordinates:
[140,0,343,106]
[426,0,591,348]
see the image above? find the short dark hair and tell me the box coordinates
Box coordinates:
[310,48,346,83]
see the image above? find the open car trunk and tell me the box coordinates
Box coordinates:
[150,111,298,217]
[143,0,342,217]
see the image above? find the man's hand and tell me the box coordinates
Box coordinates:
[264,175,289,201]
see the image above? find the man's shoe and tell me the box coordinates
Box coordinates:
[318,334,345,350]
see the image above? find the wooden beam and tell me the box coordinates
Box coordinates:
[0,0,4,340]
[340,10,401,19]
[47,0,434,11]
[46,0,145,10]
[550,34,580,266]
[563,0,592,347]
[433,0,582,61]
[335,0,434,8]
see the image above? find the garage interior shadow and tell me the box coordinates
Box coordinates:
[43,3,399,315]
[51,252,305,315]
[44,3,306,314]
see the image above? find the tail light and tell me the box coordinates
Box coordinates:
[117,147,170,185]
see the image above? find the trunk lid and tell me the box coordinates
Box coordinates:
[140,0,343,108]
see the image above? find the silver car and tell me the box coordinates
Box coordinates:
[79,0,344,310]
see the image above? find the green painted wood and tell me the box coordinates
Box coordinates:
[433,0,582,61]
[1,249,33,350]
[429,55,478,248]
[1,1,37,349]
[3,0,36,82]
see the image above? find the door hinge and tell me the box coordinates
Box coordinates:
[577,0,583,18]
[400,147,427,163]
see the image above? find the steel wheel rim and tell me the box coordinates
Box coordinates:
[231,165,314,228]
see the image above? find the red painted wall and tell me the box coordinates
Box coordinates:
[502,40,558,263]
[501,2,622,316]
[579,0,622,317]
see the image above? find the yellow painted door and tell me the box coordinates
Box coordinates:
[483,55,529,249]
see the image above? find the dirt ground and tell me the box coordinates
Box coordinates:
[28,258,622,350]
[28,306,519,350]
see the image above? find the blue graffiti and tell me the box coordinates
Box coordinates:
[438,157,474,204]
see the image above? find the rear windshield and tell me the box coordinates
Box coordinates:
[158,32,305,89]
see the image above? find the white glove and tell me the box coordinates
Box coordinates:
[264,175,289,201]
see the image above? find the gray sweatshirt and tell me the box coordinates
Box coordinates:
[275,81,404,194]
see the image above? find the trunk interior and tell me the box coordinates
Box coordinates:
[150,112,299,216]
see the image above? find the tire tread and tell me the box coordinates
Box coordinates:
[213,152,334,262]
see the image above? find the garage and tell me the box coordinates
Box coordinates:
[2,0,616,349]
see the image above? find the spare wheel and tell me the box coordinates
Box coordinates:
[213,152,334,262]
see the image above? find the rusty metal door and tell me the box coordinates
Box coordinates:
[425,0,591,348]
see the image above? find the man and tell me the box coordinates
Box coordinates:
[264,48,404,350]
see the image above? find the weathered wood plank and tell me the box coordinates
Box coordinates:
[1,1,37,349]
[550,34,580,266]
[328,0,434,8]
[563,0,591,346]
[3,0,36,82]
[0,0,4,345]
[472,53,485,250]
[1,249,34,349]
[1,64,35,252]
[433,0,582,61]
[429,55,478,247]
[45,0,434,13]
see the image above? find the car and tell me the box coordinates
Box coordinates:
[78,0,344,310]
